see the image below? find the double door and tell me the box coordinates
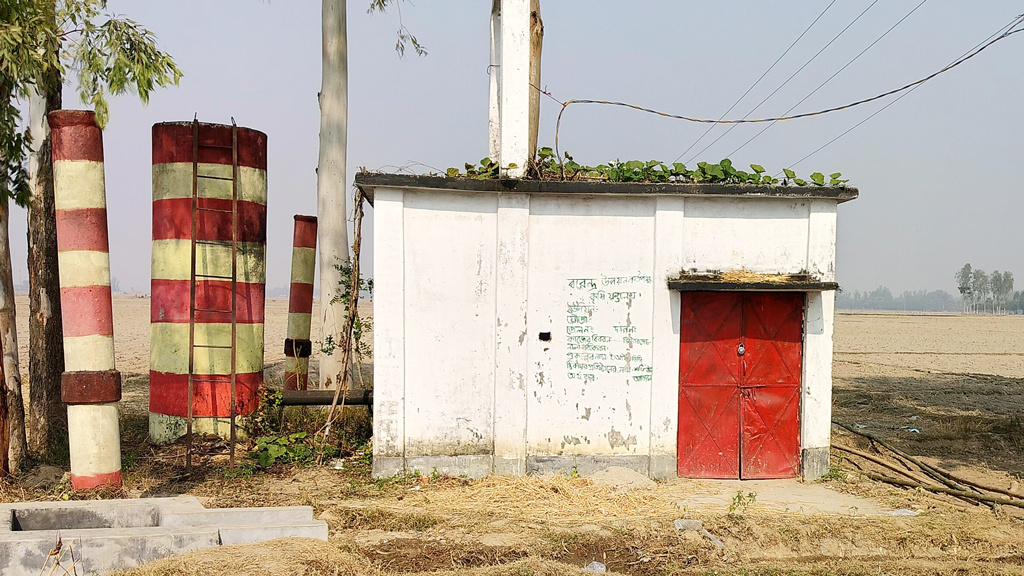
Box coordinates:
[677,291,803,479]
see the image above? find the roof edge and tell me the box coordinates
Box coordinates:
[354,173,859,204]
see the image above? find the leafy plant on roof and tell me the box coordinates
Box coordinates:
[446,148,847,187]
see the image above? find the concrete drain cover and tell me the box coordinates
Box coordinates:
[0,496,327,575]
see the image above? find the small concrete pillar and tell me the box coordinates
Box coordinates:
[48,110,122,490]
[285,215,317,390]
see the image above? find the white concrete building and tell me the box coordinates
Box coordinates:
[357,175,857,481]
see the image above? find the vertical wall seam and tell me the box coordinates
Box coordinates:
[400,192,407,468]
[520,194,530,471]
[491,195,501,471]
[805,201,813,275]
[648,198,659,474]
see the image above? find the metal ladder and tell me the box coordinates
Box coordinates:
[187,117,239,472]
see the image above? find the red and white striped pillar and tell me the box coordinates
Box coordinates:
[48,110,122,490]
[149,121,268,442]
[285,215,317,390]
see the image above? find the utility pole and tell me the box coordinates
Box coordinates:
[497,0,543,178]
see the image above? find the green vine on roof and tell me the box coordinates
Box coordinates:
[445,147,849,187]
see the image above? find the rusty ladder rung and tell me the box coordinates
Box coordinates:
[188,116,240,475]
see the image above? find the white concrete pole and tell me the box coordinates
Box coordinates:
[499,0,530,178]
[318,0,351,389]
[488,0,502,163]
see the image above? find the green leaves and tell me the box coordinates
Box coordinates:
[1,0,182,205]
[69,11,183,127]
[253,432,311,468]
[443,151,847,188]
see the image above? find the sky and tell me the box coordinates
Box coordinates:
[12,0,1024,295]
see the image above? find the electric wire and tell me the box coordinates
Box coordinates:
[682,0,880,164]
[725,0,930,159]
[779,15,1024,174]
[546,12,1024,168]
[671,0,837,164]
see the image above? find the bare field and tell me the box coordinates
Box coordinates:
[7,302,1024,575]
[12,294,325,381]
[833,312,1024,480]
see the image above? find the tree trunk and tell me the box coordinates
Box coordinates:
[0,195,18,477]
[318,0,351,389]
[0,83,12,476]
[26,82,64,460]
[527,0,543,161]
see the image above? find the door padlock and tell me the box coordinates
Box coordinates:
[737,343,745,356]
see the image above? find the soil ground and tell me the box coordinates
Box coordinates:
[4,301,1024,575]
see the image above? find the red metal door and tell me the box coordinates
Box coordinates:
[677,292,743,478]
[739,293,803,479]
[678,292,803,479]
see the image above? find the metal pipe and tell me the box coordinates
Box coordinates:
[49,110,122,490]
[280,389,372,406]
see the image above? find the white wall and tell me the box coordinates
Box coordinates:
[525,196,656,463]
[371,187,840,479]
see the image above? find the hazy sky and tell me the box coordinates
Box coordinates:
[12,0,1023,295]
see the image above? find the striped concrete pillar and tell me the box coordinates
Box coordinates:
[48,110,122,490]
[285,215,317,390]
[149,122,268,443]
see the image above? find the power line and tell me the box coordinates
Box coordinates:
[780,16,1024,174]
[725,0,930,159]
[546,12,1024,166]
[683,0,880,164]
[671,0,837,164]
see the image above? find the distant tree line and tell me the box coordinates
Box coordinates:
[836,287,962,312]
[954,264,1018,314]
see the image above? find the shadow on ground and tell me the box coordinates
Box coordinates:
[833,371,1024,475]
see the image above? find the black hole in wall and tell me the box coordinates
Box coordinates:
[539,332,551,342]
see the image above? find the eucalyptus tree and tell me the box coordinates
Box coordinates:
[0,0,180,470]
[318,0,425,389]
[955,263,973,313]
[972,269,990,313]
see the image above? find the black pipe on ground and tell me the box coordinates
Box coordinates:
[279,389,373,406]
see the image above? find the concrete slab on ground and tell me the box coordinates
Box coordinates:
[663,478,887,515]
[0,496,328,575]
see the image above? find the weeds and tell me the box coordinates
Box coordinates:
[443,150,849,187]
[728,490,757,515]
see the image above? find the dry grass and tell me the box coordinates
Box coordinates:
[112,538,376,576]
[393,474,670,524]
[719,269,794,284]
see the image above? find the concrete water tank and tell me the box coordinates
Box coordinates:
[149,121,268,442]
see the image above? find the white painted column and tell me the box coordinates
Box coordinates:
[372,188,406,477]
[806,200,838,282]
[492,193,530,474]
[801,290,834,480]
[649,196,685,479]
[488,0,502,162]
[801,199,839,479]
[499,0,530,178]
